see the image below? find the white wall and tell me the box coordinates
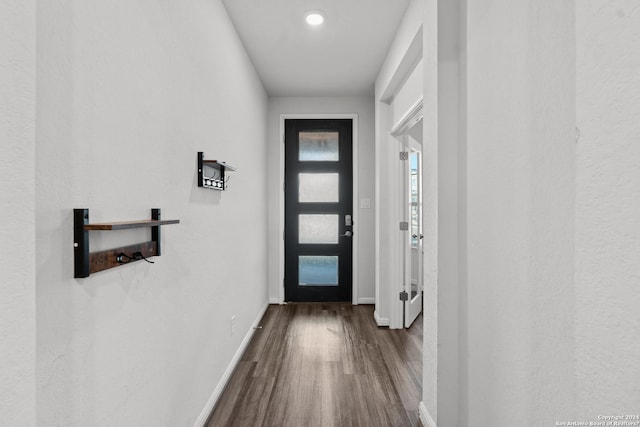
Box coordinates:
[35,1,268,426]
[426,0,640,424]
[0,0,36,425]
[420,1,440,421]
[376,0,425,102]
[434,0,461,424]
[375,0,426,330]
[266,96,376,304]
[465,0,576,425]
[392,59,424,126]
[575,0,640,416]
[373,98,397,326]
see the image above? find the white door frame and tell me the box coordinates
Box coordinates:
[277,113,359,304]
[401,133,424,327]
[389,100,424,328]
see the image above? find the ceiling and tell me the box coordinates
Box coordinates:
[221,0,411,97]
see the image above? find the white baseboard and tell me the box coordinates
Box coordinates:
[269,297,282,304]
[357,297,375,304]
[419,401,436,427]
[374,310,389,327]
[193,302,269,427]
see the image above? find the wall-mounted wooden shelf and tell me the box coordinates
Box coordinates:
[84,219,180,231]
[197,152,237,190]
[74,208,179,278]
[202,160,237,171]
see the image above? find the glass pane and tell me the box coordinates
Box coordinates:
[299,214,338,244]
[299,256,338,286]
[410,152,420,247]
[411,205,419,247]
[299,173,339,203]
[410,153,419,203]
[299,132,339,161]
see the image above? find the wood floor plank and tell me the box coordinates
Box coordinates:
[206,304,422,427]
[206,362,255,426]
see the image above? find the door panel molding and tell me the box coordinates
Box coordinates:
[278,114,359,304]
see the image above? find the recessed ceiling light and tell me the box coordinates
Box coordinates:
[305,11,325,27]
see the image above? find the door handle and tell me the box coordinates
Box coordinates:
[340,231,353,237]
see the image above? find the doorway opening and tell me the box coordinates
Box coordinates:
[400,125,424,327]
[283,118,354,302]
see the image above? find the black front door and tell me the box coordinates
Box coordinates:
[284,119,353,302]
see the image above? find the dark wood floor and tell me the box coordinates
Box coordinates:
[207,304,423,427]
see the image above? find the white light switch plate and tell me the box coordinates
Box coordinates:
[360,198,371,209]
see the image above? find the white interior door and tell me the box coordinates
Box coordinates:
[402,134,423,328]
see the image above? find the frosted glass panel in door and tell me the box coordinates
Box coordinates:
[299,132,339,161]
[299,256,339,286]
[299,173,339,203]
[299,214,339,244]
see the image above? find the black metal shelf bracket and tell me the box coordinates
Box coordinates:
[74,209,90,278]
[197,151,236,191]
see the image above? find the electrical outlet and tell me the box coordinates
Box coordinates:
[230,315,236,336]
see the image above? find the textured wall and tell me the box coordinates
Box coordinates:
[0,0,36,425]
[421,0,439,420]
[466,0,576,425]
[266,96,376,304]
[392,59,423,126]
[35,1,268,425]
[436,0,460,424]
[576,0,640,416]
[375,0,426,330]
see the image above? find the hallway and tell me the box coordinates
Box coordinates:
[207,304,422,427]
[3,0,640,425]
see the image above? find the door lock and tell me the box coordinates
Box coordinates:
[345,214,352,226]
